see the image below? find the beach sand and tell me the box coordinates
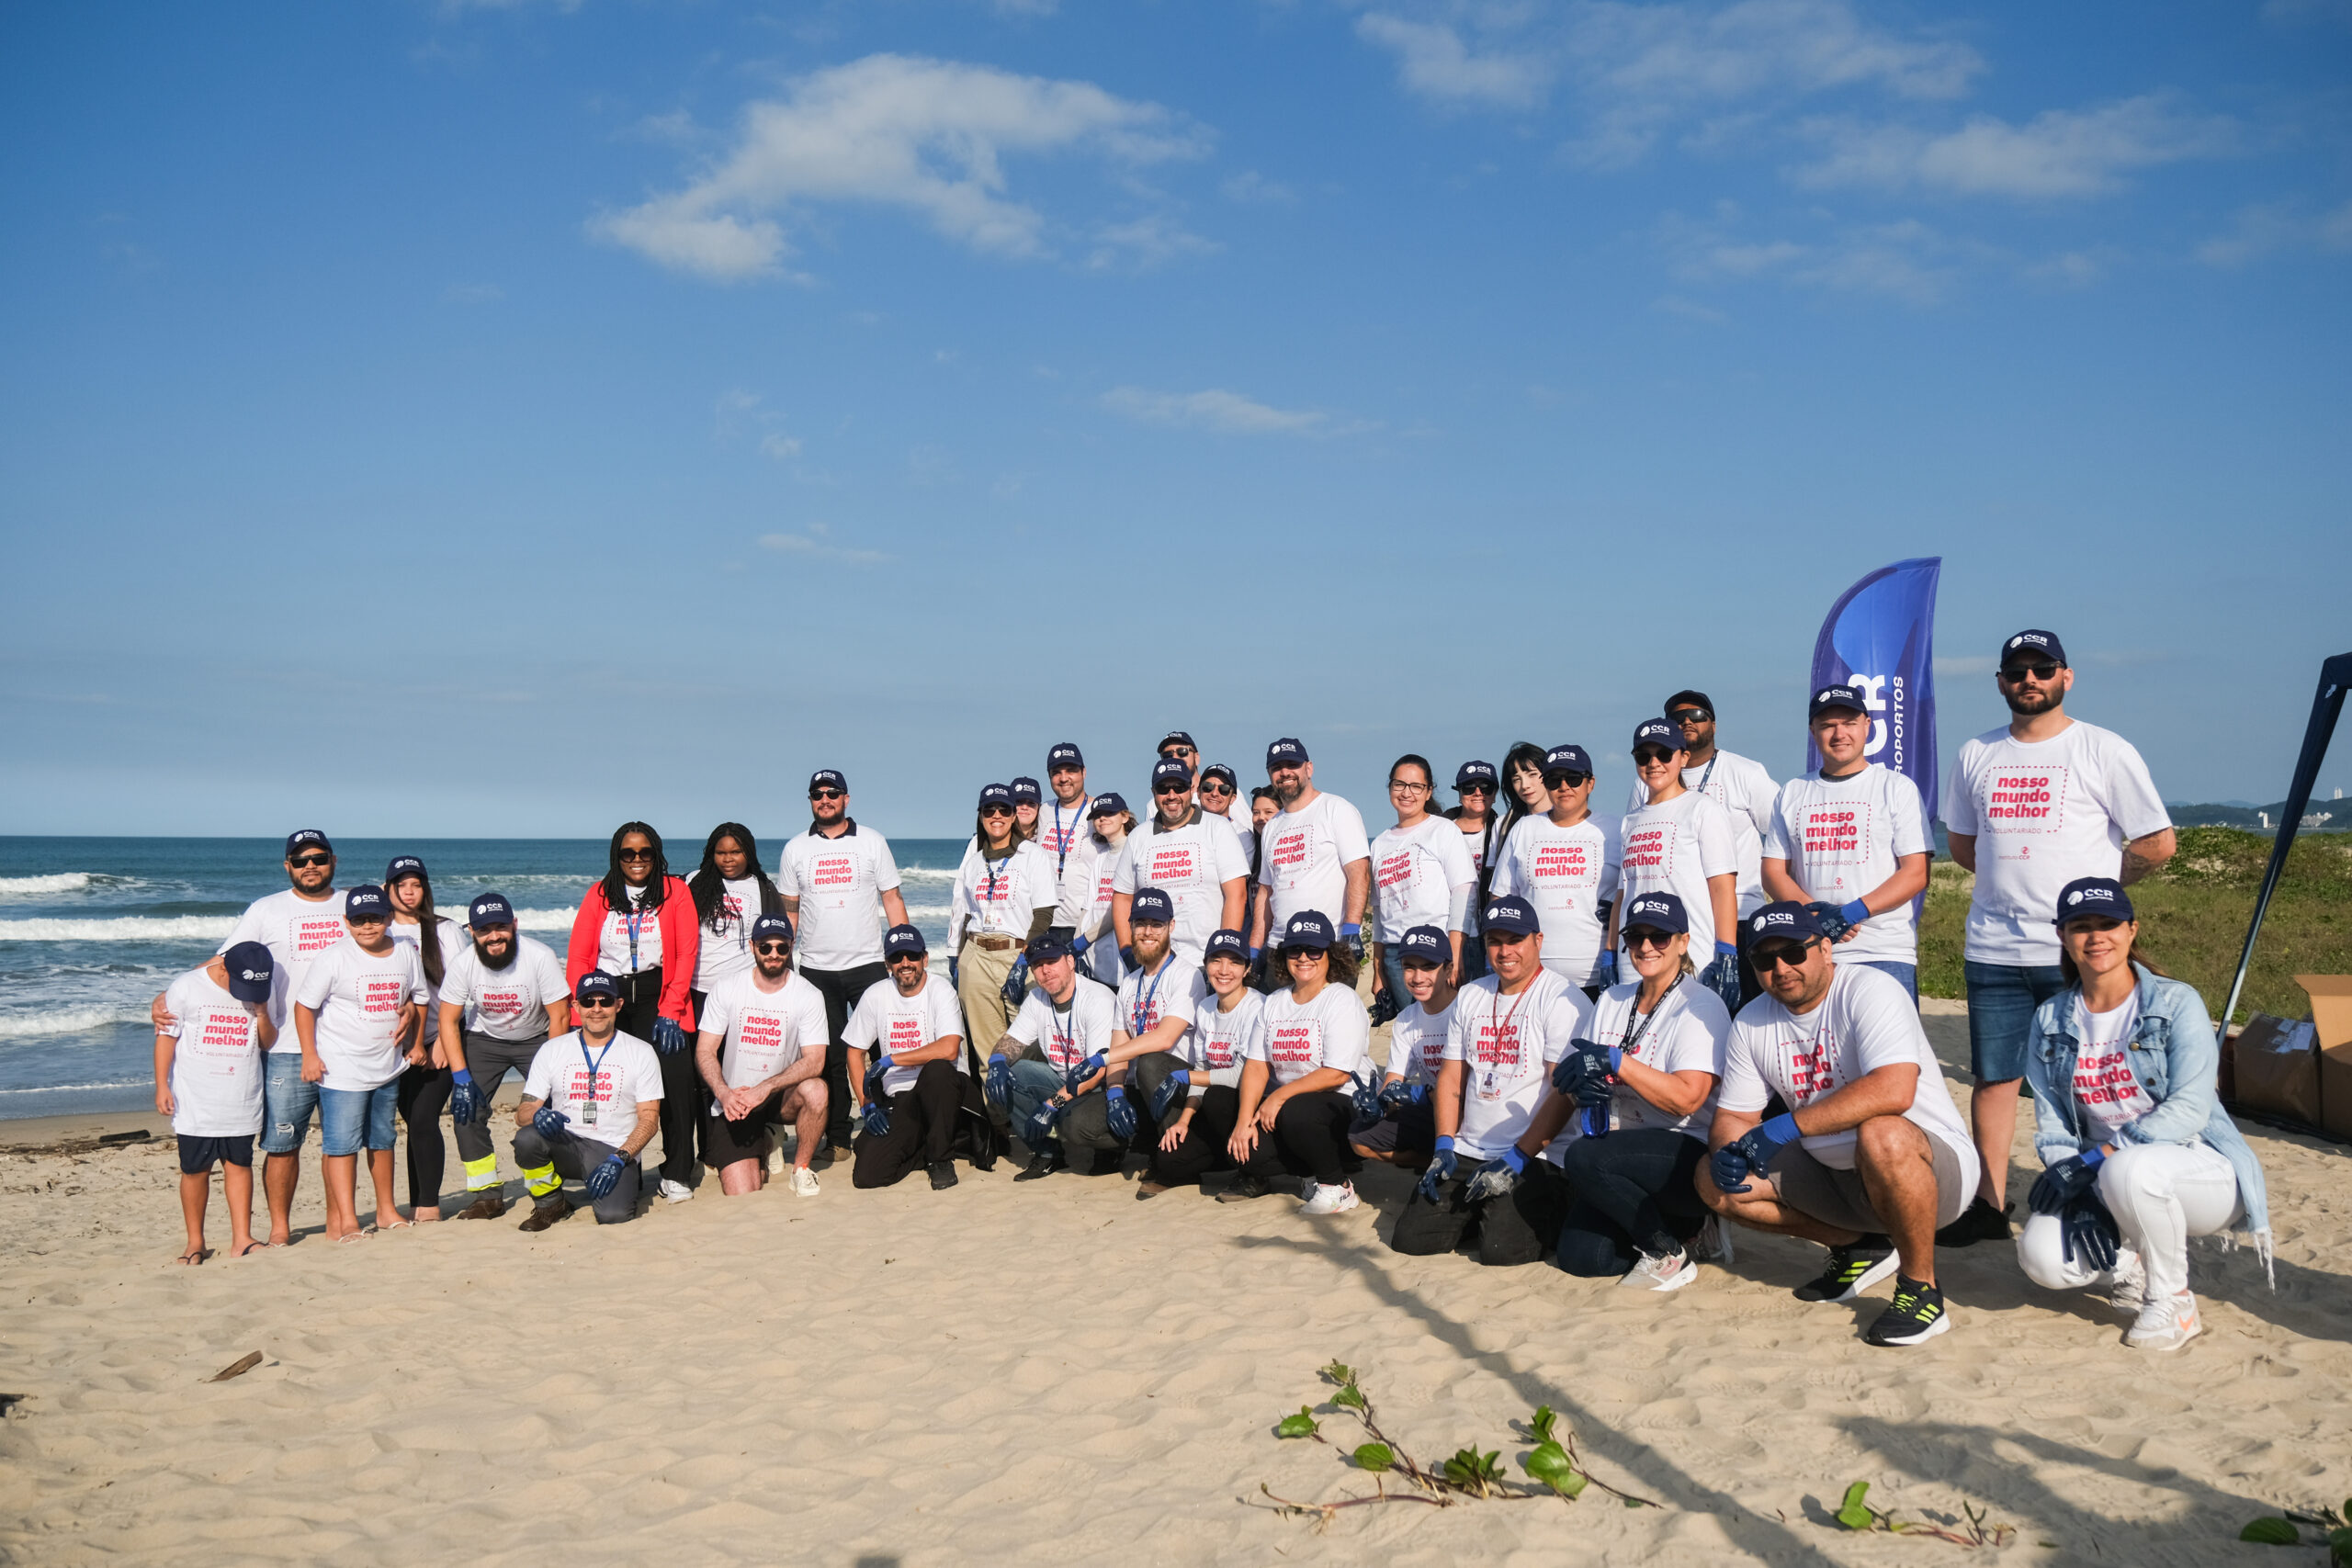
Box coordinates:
[2,1001,2347,1567]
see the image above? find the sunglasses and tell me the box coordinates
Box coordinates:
[1623,929,1678,951]
[577,995,619,1009]
[753,941,792,954]
[1668,708,1712,724]
[888,951,927,964]
[1751,939,1819,972]
[1286,947,1329,962]
[288,852,334,867]
[348,915,388,926]
[980,805,1012,818]
[1456,782,1495,795]
[2000,661,2062,682]
[617,848,655,863]
[1633,748,1678,766]
[810,787,846,801]
[1199,781,1234,795]
[1544,772,1590,790]
[1152,783,1191,796]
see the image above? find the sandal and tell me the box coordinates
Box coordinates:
[231,1240,266,1258]
[175,1247,210,1265]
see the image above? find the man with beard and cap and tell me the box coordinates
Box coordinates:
[1113,757,1250,969]
[994,931,1121,1182]
[697,915,831,1197]
[1249,739,1372,993]
[437,893,573,1218]
[844,923,978,1190]
[512,971,663,1231]
[1040,741,1094,930]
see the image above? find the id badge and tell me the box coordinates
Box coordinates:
[581,1089,600,1127]
[1477,1069,1500,1101]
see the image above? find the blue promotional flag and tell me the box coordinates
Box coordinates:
[1805,558,1942,827]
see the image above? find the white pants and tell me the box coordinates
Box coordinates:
[2017,1141,2242,1302]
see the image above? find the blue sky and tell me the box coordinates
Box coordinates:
[3,0,2347,840]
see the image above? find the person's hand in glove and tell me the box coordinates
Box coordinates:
[1118,945,1136,972]
[2060,1195,2120,1272]
[985,1053,1013,1111]
[2027,1146,2107,1216]
[1416,1135,1459,1202]
[1378,1079,1427,1115]
[949,956,960,987]
[1148,1068,1191,1122]
[1070,935,1090,956]
[860,1095,891,1139]
[1020,1098,1065,1148]
[448,1069,483,1126]
[1000,956,1030,1007]
[863,1055,893,1101]
[1348,1072,1383,1124]
[651,1017,689,1055]
[1700,942,1742,1005]
[1063,1050,1108,1096]
[1464,1145,1528,1200]
[1709,1113,1800,1196]
[531,1105,572,1143]
[1339,923,1365,962]
[583,1151,628,1201]
[1550,1039,1621,1098]
[1105,1086,1136,1142]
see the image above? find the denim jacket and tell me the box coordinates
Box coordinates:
[2023,962,2270,1238]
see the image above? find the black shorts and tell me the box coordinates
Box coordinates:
[178,1135,254,1175]
[1351,1100,1437,1158]
[703,1096,786,1163]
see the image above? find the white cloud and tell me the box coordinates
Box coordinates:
[1222,169,1296,205]
[1356,14,1551,109]
[591,54,1209,281]
[1657,204,1967,304]
[715,389,803,458]
[2197,197,2352,267]
[1101,386,1329,434]
[1087,213,1220,270]
[759,433,803,460]
[1796,96,2237,197]
[758,525,887,565]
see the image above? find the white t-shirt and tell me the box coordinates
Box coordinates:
[1943,720,2170,966]
[2071,993,2154,1136]
[160,968,277,1137]
[441,935,571,1042]
[1385,994,1456,1089]
[1457,815,1507,936]
[1763,764,1931,965]
[1718,963,1975,1177]
[779,824,904,972]
[1040,795,1096,913]
[1183,977,1262,1089]
[1628,749,1778,916]
[388,915,468,1043]
[1215,806,1258,870]
[691,876,767,991]
[219,887,352,1054]
[1616,791,1740,958]
[295,938,427,1092]
[1257,792,1373,930]
[1116,954,1200,1044]
[1489,815,1623,987]
[1113,811,1250,964]
[1004,977,1119,1075]
[1055,829,1123,943]
[1442,970,1594,1161]
[596,884,665,975]
[1369,816,1478,941]
[522,1029,663,1142]
[951,838,1059,949]
[1581,978,1729,1142]
[1248,982,1372,1089]
[700,972,822,1091]
[843,973,967,1095]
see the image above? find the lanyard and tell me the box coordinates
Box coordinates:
[1130,961,1169,1035]
[1485,979,1536,1066]
[980,847,1012,919]
[1050,999,1077,1064]
[1693,753,1718,796]
[577,1035,615,1117]
[1052,796,1089,875]
[620,892,649,972]
[1620,974,1683,1063]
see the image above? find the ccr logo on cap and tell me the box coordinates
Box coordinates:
[1754,911,1790,932]
[2067,890,2085,906]
[2009,633,2049,650]
[1633,898,1665,919]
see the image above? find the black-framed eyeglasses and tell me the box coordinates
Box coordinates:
[1999,661,2062,682]
[1388,778,1430,795]
[753,940,792,954]
[1751,939,1819,972]
[288,852,333,867]
[1544,771,1590,790]
[617,848,655,862]
[810,787,846,800]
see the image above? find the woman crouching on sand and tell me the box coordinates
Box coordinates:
[2016,876,2272,1352]
[1224,911,1371,1216]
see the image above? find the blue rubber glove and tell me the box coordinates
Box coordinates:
[1416,1135,1458,1202]
[1378,1079,1426,1115]
[1549,1039,1621,1098]
[1710,1112,1800,1195]
[985,1053,1013,1111]
[2060,1195,2120,1271]
[1071,934,1090,955]
[1148,1068,1191,1122]
[1119,945,1136,971]
[863,1055,892,1103]
[2028,1146,2107,1217]
[448,1069,482,1126]
[1248,946,1261,964]
[1105,1085,1136,1142]
[1838,898,1870,930]
[651,1016,688,1055]
[1020,1098,1065,1147]
[531,1105,571,1142]
[1339,922,1364,962]
[1348,1070,1383,1123]
[583,1151,628,1201]
[949,956,960,987]
[1464,1145,1529,1201]
[1063,1049,1108,1095]
[1000,956,1030,1007]
[861,1095,891,1138]
[1700,945,1743,1010]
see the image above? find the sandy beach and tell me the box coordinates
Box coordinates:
[2,1000,2346,1567]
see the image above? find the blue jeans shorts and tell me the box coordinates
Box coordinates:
[319,1081,400,1156]
[262,1053,320,1156]
[1854,960,1918,1002]
[1963,960,2069,1083]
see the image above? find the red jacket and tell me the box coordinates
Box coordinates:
[567,875,699,1031]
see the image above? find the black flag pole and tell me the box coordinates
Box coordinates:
[2214,651,2352,1039]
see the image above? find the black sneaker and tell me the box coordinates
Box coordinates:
[1933,1197,2012,1249]
[1864,1277,1951,1347]
[927,1161,959,1190]
[1217,1172,1273,1203]
[1013,1150,1063,1182]
[1793,1236,1900,1303]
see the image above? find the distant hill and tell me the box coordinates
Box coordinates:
[2169,800,2348,833]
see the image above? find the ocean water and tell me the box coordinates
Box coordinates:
[0,836,967,1120]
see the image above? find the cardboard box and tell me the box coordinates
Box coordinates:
[2296,975,2352,1138]
[2233,1012,2322,1126]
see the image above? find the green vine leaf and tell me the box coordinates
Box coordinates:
[1529,1404,1558,1444]
[1352,1443,1395,1474]
[1276,1407,1319,1440]
[1522,1441,1586,1498]
[2239,1517,2299,1546]
[1835,1482,1876,1531]
[1332,1384,1366,1411]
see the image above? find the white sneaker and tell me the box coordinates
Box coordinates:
[2125,1290,2202,1351]
[2108,1249,2146,1312]
[1618,1249,1699,1292]
[790,1167,820,1199]
[659,1179,694,1205]
[1690,1213,1736,1266]
[1300,1179,1360,1216]
[764,1145,785,1177]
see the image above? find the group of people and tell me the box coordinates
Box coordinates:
[151,630,2272,1352]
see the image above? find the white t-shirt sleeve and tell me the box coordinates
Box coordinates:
[1544,983,1595,1058]
[531,942,571,1007]
[1887,771,1930,860]
[1003,991,1046,1049]
[1334,799,1372,865]
[872,834,903,894]
[1848,971,1936,1077]
[1942,744,1983,836]
[1433,820,1476,891]
[1763,786,1798,863]
[699,987,737,1041]
[1736,759,1780,839]
[1715,1023,1771,1116]
[295,952,337,1012]
[522,1041,558,1104]
[926,982,966,1043]
[1209,818,1250,886]
[842,991,880,1054]
[1695,799,1738,882]
[2098,735,2171,842]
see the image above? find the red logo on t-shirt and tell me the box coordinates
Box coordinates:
[1983,766,2067,833]
[1148,846,1198,885]
[1269,1022,1318,1066]
[812,856,855,889]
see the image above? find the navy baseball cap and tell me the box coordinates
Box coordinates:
[808,769,848,795]
[1396,925,1450,968]
[575,970,622,1003]
[1158,730,1197,753]
[1266,737,1309,769]
[1047,742,1085,772]
[1024,931,1072,964]
[1129,886,1176,924]
[1632,718,1685,754]
[1619,891,1689,936]
[1748,901,1827,944]
[285,829,333,858]
[467,892,516,930]
[1542,744,1593,780]
[2055,876,2135,925]
[751,913,795,944]
[1481,895,1541,937]
[1664,691,1714,719]
[1204,929,1249,964]
[384,855,426,886]
[344,885,390,920]
[223,941,275,1003]
[1809,683,1867,721]
[2002,629,2068,667]
[978,783,1014,810]
[1150,757,1193,792]
[1088,791,1128,818]
[1010,776,1042,805]
[1281,910,1335,950]
[883,923,928,958]
[1455,760,1498,791]
[1201,762,1238,789]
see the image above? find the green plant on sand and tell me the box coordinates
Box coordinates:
[1832,1481,2014,1548]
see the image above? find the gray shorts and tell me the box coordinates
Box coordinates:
[1765,1131,1972,1233]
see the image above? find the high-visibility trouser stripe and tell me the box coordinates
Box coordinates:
[522,1163,563,1198]
[463,1154,502,1191]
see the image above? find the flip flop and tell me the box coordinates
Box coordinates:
[334,1231,368,1245]
[378,1219,414,1232]
[230,1240,266,1258]
[175,1247,210,1265]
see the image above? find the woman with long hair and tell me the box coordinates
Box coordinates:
[2016,877,2272,1351]
[386,856,469,1223]
[686,823,785,1022]
[1010,778,1044,842]
[1368,754,1476,1010]
[1223,910,1370,1216]
[950,784,1060,1066]
[1445,759,1504,981]
[567,823,701,1204]
[1054,793,1135,988]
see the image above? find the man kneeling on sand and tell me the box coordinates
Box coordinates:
[1698,903,1979,1347]
[512,972,663,1230]
[696,916,829,1197]
[844,924,974,1190]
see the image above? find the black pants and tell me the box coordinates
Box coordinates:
[396,1062,452,1210]
[616,966,699,1184]
[1148,1084,1242,1187]
[801,961,889,1146]
[1389,1157,1569,1267]
[1555,1128,1710,1275]
[1239,1090,1358,1187]
[852,1061,967,1188]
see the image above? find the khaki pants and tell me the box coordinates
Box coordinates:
[957,937,1021,1062]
